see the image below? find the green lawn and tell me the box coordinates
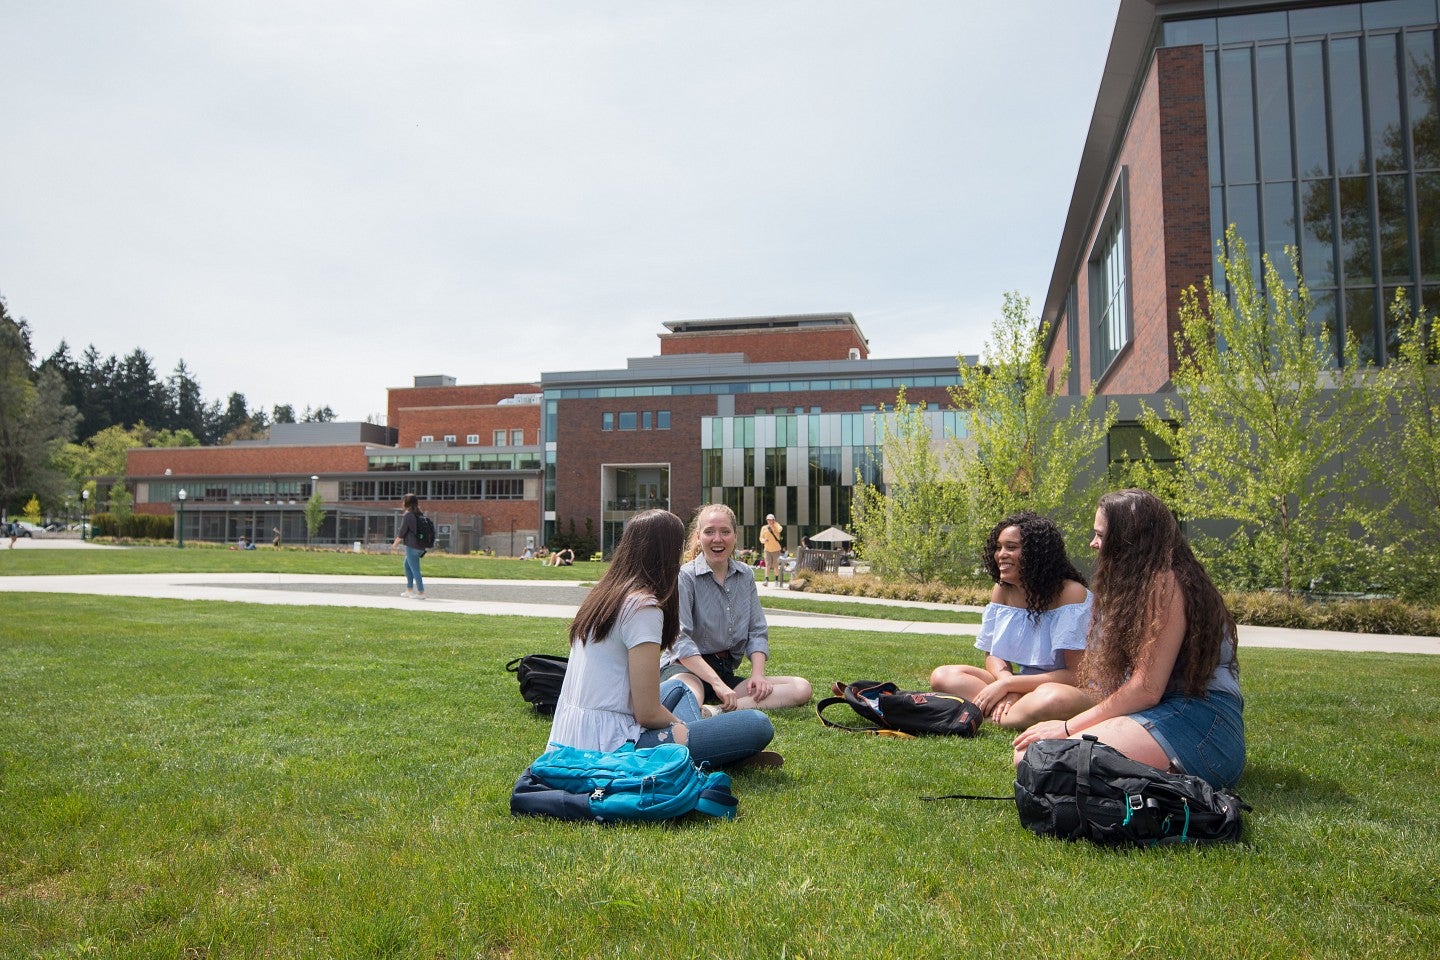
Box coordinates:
[2,594,1436,958]
[0,545,604,581]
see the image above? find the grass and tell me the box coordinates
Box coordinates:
[756,594,983,623]
[0,545,605,581]
[3,594,1437,958]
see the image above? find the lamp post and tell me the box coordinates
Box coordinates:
[177,488,187,549]
[81,489,89,541]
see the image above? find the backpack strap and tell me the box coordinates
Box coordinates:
[505,657,522,673]
[816,698,915,738]
[694,784,739,819]
[920,792,1012,802]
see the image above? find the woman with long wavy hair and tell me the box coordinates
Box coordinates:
[1012,489,1245,788]
[930,511,1096,729]
[546,509,777,768]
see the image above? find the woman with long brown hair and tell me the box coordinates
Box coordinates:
[547,509,777,768]
[1012,489,1244,788]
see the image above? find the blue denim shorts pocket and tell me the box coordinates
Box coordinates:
[1133,691,1245,789]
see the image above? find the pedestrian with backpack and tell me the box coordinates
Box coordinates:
[546,508,779,769]
[391,492,429,600]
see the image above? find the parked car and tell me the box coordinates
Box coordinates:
[11,521,45,537]
[44,520,66,532]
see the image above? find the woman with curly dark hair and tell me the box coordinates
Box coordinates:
[1012,489,1244,788]
[930,511,1096,729]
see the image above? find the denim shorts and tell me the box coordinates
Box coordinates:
[1131,690,1245,789]
[660,653,744,704]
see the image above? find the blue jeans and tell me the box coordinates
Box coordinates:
[403,546,425,593]
[636,678,775,767]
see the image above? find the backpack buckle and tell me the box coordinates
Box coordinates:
[1127,794,1145,812]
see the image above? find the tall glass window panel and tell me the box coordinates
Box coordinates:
[1338,176,1377,281]
[1301,179,1338,286]
[1091,212,1130,378]
[1166,17,1217,48]
[1257,44,1295,181]
[1408,31,1439,169]
[1309,290,1341,361]
[1294,41,1332,177]
[1264,182,1300,291]
[1376,174,1414,282]
[1221,47,1259,182]
[1345,286,1380,362]
[1420,172,1440,279]
[1331,38,1369,175]
[1227,184,1262,284]
[1368,33,1406,172]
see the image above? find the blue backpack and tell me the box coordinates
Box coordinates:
[511,742,738,823]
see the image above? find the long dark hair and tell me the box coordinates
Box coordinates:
[982,510,1087,620]
[1083,489,1237,698]
[402,492,419,512]
[570,509,685,650]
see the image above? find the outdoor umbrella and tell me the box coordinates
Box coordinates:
[808,526,854,543]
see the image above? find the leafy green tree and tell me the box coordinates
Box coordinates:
[302,405,336,423]
[22,495,42,525]
[950,291,1115,559]
[108,483,133,527]
[1373,292,1440,600]
[304,488,326,543]
[57,423,200,489]
[1141,228,1386,595]
[851,389,971,584]
[272,404,296,424]
[0,300,79,515]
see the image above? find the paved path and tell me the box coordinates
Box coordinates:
[4,569,1437,654]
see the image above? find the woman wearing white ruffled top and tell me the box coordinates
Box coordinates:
[930,511,1097,730]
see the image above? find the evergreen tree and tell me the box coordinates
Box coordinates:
[0,298,79,515]
[272,403,296,424]
[167,360,207,438]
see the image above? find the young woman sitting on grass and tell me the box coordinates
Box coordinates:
[661,504,813,715]
[546,508,779,769]
[1012,489,1245,789]
[930,511,1096,729]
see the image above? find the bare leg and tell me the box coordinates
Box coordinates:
[733,675,813,710]
[1012,715,1172,770]
[994,682,1100,731]
[929,664,995,699]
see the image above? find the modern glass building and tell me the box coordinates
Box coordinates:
[1045,0,1440,393]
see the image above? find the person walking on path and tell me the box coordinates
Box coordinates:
[759,513,785,586]
[391,493,427,599]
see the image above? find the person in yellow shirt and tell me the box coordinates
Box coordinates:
[758,514,785,586]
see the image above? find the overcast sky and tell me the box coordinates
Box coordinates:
[2,1,1120,424]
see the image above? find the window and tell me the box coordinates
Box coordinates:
[443,434,456,443]
[420,435,434,443]
[494,430,507,446]
[602,412,614,431]
[657,410,670,429]
[466,434,479,445]
[642,411,652,430]
[618,412,638,431]
[511,429,525,445]
[1090,174,1131,380]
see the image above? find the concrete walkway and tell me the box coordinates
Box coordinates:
[4,567,1437,654]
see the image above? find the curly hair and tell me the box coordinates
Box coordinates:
[685,503,738,562]
[981,510,1087,621]
[1082,489,1238,698]
[570,509,685,650]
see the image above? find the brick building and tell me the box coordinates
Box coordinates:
[1044,0,1440,408]
[541,313,969,555]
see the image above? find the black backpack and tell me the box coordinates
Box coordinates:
[1014,735,1249,846]
[414,513,437,549]
[817,680,982,738]
[505,654,568,715]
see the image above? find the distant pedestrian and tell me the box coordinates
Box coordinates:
[391,493,427,599]
[759,514,785,586]
[271,527,281,548]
